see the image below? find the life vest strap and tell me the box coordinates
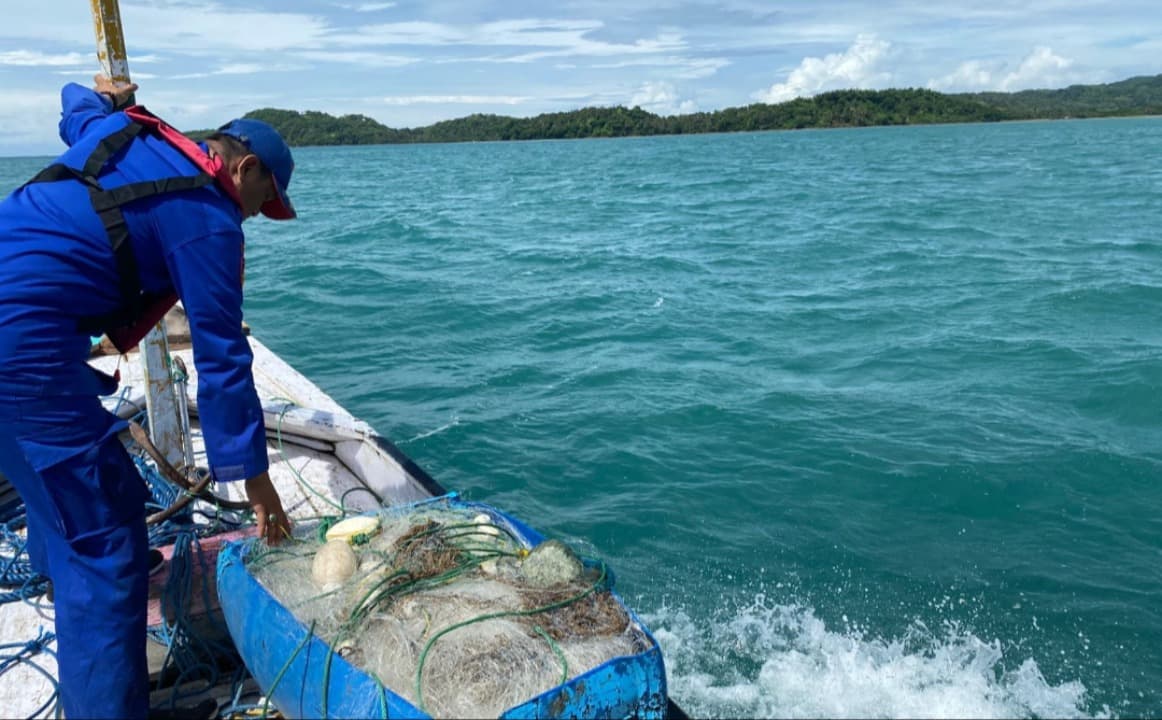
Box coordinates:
[26,163,96,189]
[82,121,145,179]
[23,115,217,348]
[90,175,213,213]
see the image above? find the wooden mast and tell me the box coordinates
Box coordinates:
[88,0,184,469]
[88,0,133,88]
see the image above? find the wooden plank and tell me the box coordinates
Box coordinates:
[141,329,185,470]
[148,676,264,717]
[89,0,133,84]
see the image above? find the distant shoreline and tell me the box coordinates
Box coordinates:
[4,113,1160,161]
[2,75,1160,159]
[261,112,1162,152]
[218,74,1162,149]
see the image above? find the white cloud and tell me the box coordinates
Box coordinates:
[331,19,687,64]
[213,64,267,76]
[673,58,731,80]
[329,0,396,10]
[120,4,331,53]
[497,32,687,63]
[753,34,893,104]
[331,19,596,48]
[591,56,729,80]
[52,70,159,80]
[380,95,530,106]
[296,50,418,68]
[929,60,992,91]
[630,81,697,116]
[999,46,1074,90]
[0,92,67,156]
[172,62,306,80]
[0,50,88,66]
[928,46,1078,92]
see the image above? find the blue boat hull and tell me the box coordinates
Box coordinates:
[217,496,669,719]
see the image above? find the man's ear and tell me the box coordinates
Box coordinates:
[238,153,261,177]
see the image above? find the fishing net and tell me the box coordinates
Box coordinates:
[248,503,652,718]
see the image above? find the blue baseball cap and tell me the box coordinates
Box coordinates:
[217,118,296,220]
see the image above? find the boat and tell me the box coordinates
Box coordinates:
[0,311,688,717]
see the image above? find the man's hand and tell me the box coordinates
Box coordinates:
[92,74,138,109]
[245,471,291,545]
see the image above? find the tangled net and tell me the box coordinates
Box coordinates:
[248,503,651,718]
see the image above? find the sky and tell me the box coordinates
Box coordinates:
[1,0,1159,156]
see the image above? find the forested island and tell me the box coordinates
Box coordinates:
[209,74,1162,146]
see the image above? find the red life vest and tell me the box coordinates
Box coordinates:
[24,105,245,353]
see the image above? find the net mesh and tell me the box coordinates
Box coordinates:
[248,504,649,718]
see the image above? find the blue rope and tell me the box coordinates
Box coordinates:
[0,628,59,718]
[0,509,49,604]
[147,524,246,711]
[1,452,250,712]
[0,456,197,605]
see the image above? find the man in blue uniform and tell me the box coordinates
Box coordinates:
[0,76,293,718]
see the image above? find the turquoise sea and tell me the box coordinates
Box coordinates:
[3,118,1160,718]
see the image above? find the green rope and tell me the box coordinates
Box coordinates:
[316,516,341,543]
[401,520,523,547]
[246,544,308,571]
[533,624,568,685]
[262,619,316,718]
[248,510,601,717]
[350,564,478,624]
[287,583,349,611]
[322,631,338,720]
[344,521,525,623]
[376,677,389,718]
[270,400,346,513]
[347,569,412,622]
[413,561,608,713]
[340,485,383,512]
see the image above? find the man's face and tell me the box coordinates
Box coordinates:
[233,154,277,220]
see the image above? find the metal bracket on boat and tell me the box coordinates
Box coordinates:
[128,420,251,513]
[146,471,211,526]
[170,355,196,474]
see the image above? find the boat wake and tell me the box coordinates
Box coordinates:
[643,596,1109,719]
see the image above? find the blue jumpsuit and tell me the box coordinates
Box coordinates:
[0,84,269,717]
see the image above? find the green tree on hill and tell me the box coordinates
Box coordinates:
[186,74,1162,147]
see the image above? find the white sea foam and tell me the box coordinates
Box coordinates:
[645,597,1108,719]
[406,417,460,442]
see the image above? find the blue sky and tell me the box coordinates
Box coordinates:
[1,0,1158,156]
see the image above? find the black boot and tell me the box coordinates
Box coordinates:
[148,547,166,575]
